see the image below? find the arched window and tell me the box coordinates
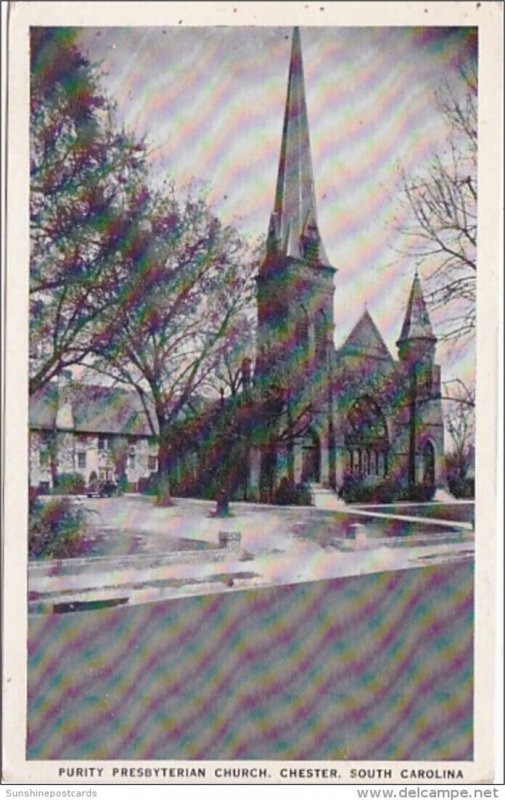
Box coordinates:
[423,441,435,486]
[314,310,327,363]
[345,396,389,477]
[371,450,376,474]
[417,354,433,397]
[364,449,371,475]
[301,429,321,483]
[295,306,310,352]
[346,396,388,444]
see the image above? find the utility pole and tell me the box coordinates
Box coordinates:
[408,363,417,493]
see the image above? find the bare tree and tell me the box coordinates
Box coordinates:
[185,378,314,514]
[211,309,257,397]
[91,184,259,506]
[396,62,477,342]
[443,379,475,483]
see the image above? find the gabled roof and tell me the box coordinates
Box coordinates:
[270,27,330,266]
[336,310,394,362]
[398,273,436,344]
[72,385,155,436]
[29,383,157,437]
[29,382,59,429]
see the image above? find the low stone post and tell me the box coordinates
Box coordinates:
[348,523,368,550]
[219,531,242,553]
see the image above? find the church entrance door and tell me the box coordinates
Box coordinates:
[301,431,321,483]
[423,441,435,488]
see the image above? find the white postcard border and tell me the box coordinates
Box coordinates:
[2,0,503,785]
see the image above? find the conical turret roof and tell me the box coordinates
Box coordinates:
[270,27,329,266]
[398,273,436,344]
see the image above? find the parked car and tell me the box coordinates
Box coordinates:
[86,480,118,498]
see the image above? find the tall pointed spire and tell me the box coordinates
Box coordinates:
[269,27,329,266]
[398,273,436,346]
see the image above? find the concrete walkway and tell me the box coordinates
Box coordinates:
[29,494,474,614]
[310,483,346,510]
[29,539,474,613]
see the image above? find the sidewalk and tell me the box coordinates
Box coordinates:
[29,523,474,613]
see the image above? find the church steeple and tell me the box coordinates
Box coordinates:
[268,27,329,266]
[256,26,335,390]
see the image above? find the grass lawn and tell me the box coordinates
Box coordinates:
[354,502,475,525]
[38,494,469,560]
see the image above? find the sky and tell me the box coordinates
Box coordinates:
[77,25,476,386]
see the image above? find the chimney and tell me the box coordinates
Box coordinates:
[55,370,74,431]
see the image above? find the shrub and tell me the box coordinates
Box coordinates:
[29,497,92,560]
[338,473,379,503]
[116,473,128,494]
[170,474,201,498]
[138,472,159,496]
[29,486,40,505]
[338,473,435,504]
[273,477,293,505]
[273,478,312,506]
[53,472,86,495]
[448,475,474,499]
[407,481,436,502]
[376,477,406,503]
[294,482,312,506]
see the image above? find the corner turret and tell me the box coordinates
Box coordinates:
[396,272,441,491]
[397,271,437,363]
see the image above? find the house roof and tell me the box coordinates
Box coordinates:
[336,310,394,362]
[30,383,157,437]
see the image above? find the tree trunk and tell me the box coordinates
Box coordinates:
[214,488,231,516]
[50,430,58,489]
[213,432,234,516]
[156,422,173,506]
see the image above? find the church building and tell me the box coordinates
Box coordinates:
[252,28,444,500]
[28,28,445,504]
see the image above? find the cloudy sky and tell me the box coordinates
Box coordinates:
[78,25,476,384]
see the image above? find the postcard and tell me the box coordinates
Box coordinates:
[2,0,502,786]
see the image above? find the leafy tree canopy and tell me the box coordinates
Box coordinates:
[30,27,147,394]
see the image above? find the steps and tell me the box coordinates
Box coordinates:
[309,483,345,510]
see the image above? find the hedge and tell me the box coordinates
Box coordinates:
[448,475,474,499]
[29,497,92,560]
[53,472,86,495]
[338,473,436,504]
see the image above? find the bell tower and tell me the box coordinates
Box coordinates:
[397,271,437,368]
[397,271,442,491]
[256,27,336,398]
[255,27,337,494]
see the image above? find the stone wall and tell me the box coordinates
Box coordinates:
[29,533,243,575]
